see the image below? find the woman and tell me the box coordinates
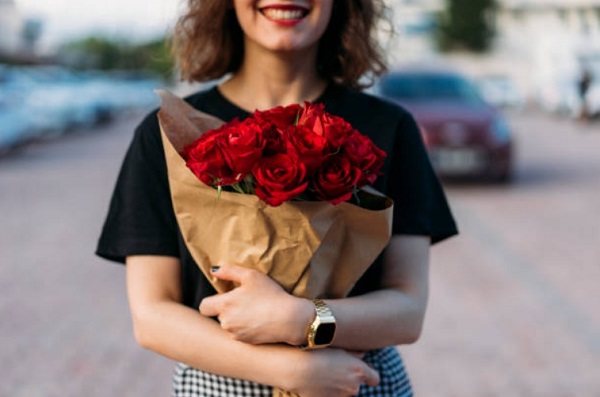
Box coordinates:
[96,0,458,396]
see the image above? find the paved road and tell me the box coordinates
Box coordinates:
[0,113,175,397]
[403,113,600,397]
[1,109,599,396]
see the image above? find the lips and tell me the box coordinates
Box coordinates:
[260,4,310,21]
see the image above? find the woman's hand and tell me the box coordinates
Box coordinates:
[199,265,314,345]
[286,348,380,397]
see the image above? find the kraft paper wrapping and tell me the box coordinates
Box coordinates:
[156,90,393,396]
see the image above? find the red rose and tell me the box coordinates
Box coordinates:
[253,152,308,207]
[322,114,355,147]
[184,126,240,186]
[253,104,301,129]
[255,120,286,157]
[297,102,326,136]
[218,119,265,175]
[343,130,386,185]
[313,155,361,205]
[286,124,329,175]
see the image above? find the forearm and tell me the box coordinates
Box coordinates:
[325,289,427,350]
[132,299,298,390]
[291,235,430,351]
[197,236,431,352]
[284,288,426,351]
[126,255,299,390]
[325,235,431,350]
[126,256,381,396]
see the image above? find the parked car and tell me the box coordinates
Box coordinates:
[0,107,36,155]
[376,67,514,182]
[0,64,162,154]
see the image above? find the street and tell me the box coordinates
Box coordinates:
[403,112,600,396]
[1,109,599,396]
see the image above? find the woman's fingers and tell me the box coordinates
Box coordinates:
[346,350,367,359]
[198,294,221,317]
[210,264,250,283]
[344,350,379,387]
[362,364,380,387]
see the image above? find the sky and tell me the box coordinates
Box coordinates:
[15,0,182,47]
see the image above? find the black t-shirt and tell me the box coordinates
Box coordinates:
[96,84,458,308]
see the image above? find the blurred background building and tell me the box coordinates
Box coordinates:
[0,0,23,57]
[0,0,43,62]
[0,0,166,153]
[390,0,600,112]
[2,0,599,153]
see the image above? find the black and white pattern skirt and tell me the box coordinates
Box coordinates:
[172,346,412,397]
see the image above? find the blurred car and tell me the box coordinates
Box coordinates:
[0,108,35,155]
[0,65,162,154]
[376,68,514,182]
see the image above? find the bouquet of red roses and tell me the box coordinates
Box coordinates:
[183,98,386,207]
[157,90,393,299]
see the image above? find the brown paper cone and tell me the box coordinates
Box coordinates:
[156,90,393,396]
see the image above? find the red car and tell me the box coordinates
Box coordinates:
[377,68,514,182]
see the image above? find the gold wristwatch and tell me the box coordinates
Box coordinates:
[303,299,337,349]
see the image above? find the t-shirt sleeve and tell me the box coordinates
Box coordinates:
[95,111,180,263]
[386,111,458,244]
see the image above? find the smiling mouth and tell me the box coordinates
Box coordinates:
[260,5,310,21]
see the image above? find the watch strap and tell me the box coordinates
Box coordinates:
[303,299,336,349]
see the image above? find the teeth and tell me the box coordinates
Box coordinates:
[262,8,305,20]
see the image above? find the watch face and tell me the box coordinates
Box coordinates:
[315,323,336,345]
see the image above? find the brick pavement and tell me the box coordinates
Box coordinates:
[0,113,175,397]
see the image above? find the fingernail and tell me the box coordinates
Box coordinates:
[210,266,220,273]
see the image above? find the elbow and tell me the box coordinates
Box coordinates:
[131,310,156,351]
[132,327,152,350]
[402,318,425,345]
[396,302,427,345]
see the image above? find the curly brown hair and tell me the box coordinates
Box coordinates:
[173,0,391,89]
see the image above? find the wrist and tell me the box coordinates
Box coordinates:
[285,297,315,346]
[271,346,310,392]
[302,299,337,349]
[246,342,308,391]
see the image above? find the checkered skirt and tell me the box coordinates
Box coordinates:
[172,346,412,397]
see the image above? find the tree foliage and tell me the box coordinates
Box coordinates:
[59,36,175,81]
[435,0,498,52]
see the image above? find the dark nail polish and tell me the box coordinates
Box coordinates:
[210,266,220,273]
